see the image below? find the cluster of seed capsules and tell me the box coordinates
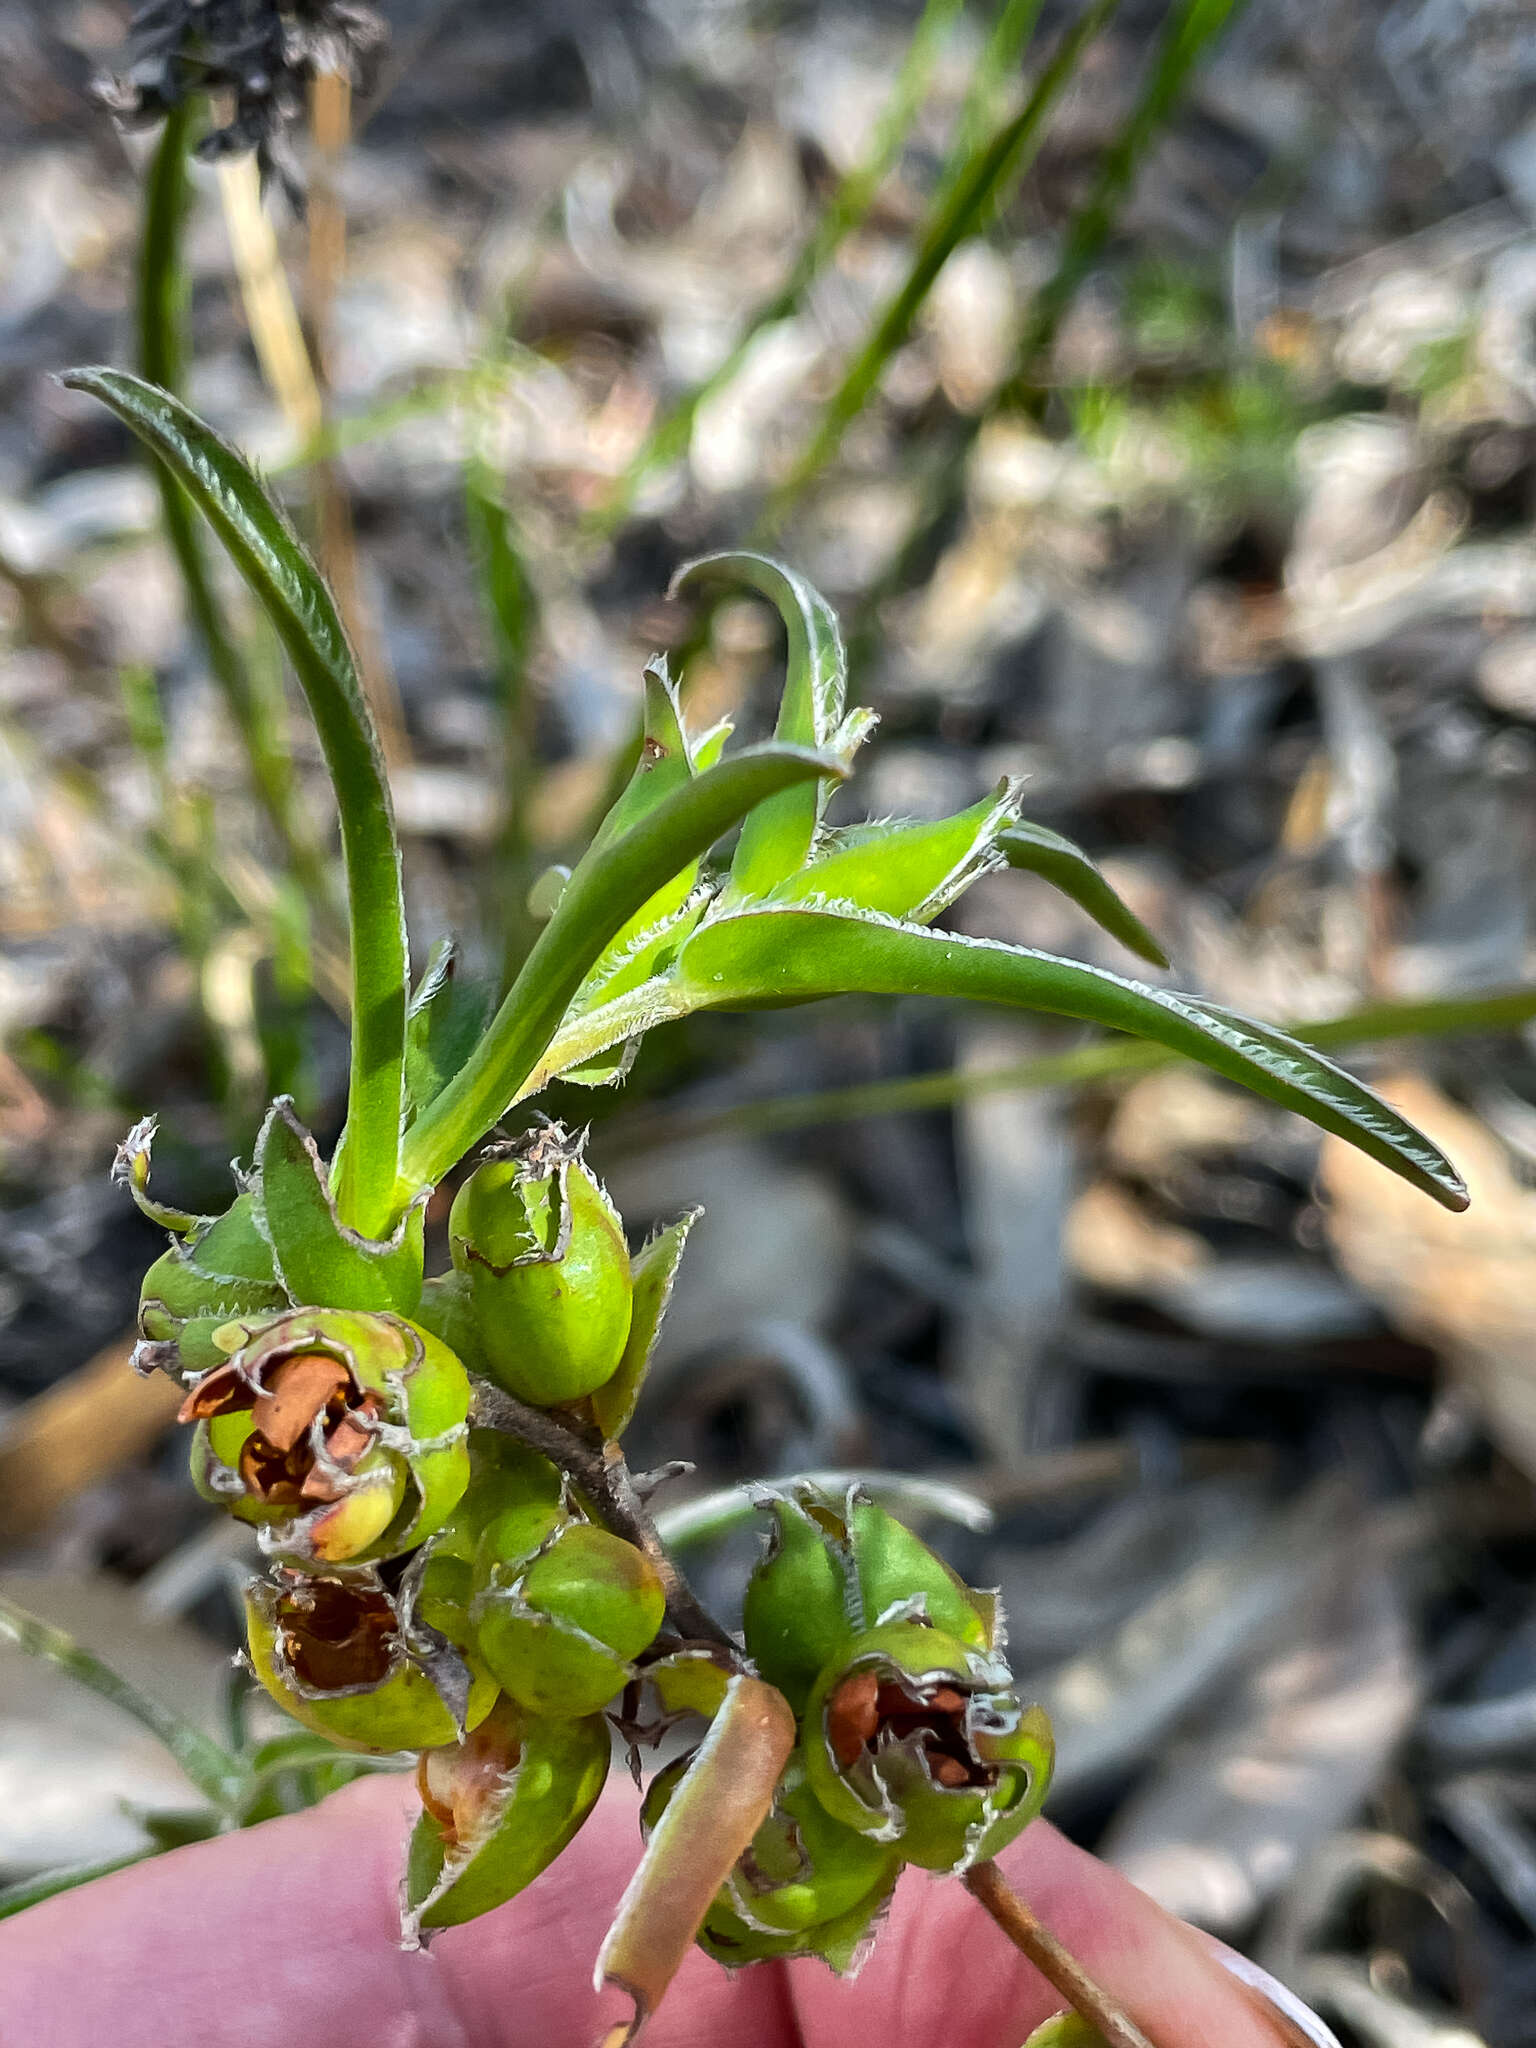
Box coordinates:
[132,1115,1052,1959]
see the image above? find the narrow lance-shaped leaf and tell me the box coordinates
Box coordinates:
[672,552,847,897]
[592,1207,703,1440]
[1000,819,1170,968]
[772,780,1023,924]
[671,905,1468,1211]
[398,742,848,1199]
[595,1675,797,2041]
[61,368,407,1240]
[253,1098,426,1314]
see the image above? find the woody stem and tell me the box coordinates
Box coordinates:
[963,1860,1159,2048]
[469,1378,743,1659]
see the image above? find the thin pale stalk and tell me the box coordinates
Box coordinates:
[761,0,1119,531]
[965,1861,1158,2048]
[0,1593,243,1813]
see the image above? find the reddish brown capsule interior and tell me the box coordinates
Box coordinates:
[181,1350,384,1505]
[417,1701,522,1845]
[276,1576,398,1692]
[826,1668,989,1790]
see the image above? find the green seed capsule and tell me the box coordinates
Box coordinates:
[449,1123,632,1406]
[740,1493,855,1712]
[472,1518,666,1718]
[741,1485,993,1712]
[403,1695,610,1941]
[183,1308,471,1566]
[245,1560,496,1754]
[431,1428,563,1566]
[641,1752,898,1971]
[801,1622,1053,1875]
[136,1193,288,1376]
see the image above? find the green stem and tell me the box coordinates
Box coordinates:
[0,1852,163,1923]
[761,0,1119,532]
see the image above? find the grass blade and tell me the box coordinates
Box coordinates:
[1006,0,1246,393]
[398,742,847,1196]
[61,368,408,1239]
[597,0,966,530]
[138,104,323,912]
[763,0,1120,528]
[0,1593,242,1813]
[672,905,1468,1209]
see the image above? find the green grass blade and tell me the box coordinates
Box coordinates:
[672,906,1468,1208]
[764,0,1119,528]
[62,368,408,1238]
[398,742,848,1196]
[1007,0,1245,391]
[0,1594,242,1812]
[935,0,1049,207]
[1000,819,1170,966]
[597,0,966,530]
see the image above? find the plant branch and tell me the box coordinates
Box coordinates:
[469,1379,743,1658]
[964,1860,1158,2048]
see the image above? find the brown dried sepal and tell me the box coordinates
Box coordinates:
[181,1350,383,1506]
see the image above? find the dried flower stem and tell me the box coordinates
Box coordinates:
[964,1860,1159,2048]
[469,1378,742,1658]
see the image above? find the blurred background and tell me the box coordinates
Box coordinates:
[2,0,1536,2036]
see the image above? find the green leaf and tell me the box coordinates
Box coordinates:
[671,905,1468,1210]
[771,780,1021,922]
[254,1098,426,1314]
[655,1470,995,1548]
[406,939,495,1121]
[0,1593,242,1813]
[398,741,847,1198]
[999,819,1170,967]
[59,368,407,1240]
[592,1207,702,1439]
[672,553,848,897]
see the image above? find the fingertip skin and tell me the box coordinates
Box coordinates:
[0,1782,1291,2048]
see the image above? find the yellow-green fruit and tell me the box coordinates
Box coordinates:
[473,1522,665,1717]
[403,1696,610,1938]
[245,1564,496,1754]
[184,1308,471,1566]
[449,1126,632,1406]
[801,1622,1053,1874]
